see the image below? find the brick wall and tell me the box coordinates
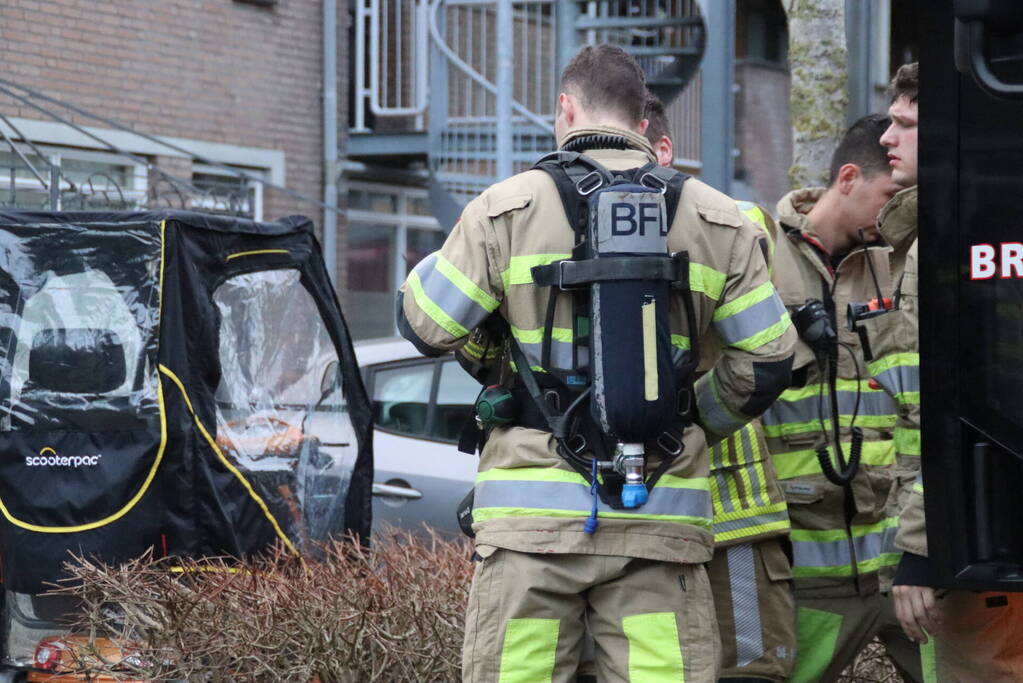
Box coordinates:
[735,60,792,211]
[0,0,345,264]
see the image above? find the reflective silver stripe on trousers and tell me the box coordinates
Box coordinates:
[761,390,895,426]
[414,253,492,332]
[727,544,765,667]
[474,479,713,521]
[714,292,787,347]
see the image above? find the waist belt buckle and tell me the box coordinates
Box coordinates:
[558,260,583,290]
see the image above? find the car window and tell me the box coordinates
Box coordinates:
[431,359,479,442]
[372,362,434,438]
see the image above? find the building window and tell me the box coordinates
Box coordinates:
[0,146,147,211]
[737,0,788,65]
[190,165,264,220]
[346,182,445,340]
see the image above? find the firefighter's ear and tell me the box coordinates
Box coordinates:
[558,92,577,127]
[836,163,862,195]
[655,135,674,167]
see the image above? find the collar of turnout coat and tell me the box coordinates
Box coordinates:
[877,185,918,253]
[778,187,888,262]
[777,187,827,238]
[558,125,658,164]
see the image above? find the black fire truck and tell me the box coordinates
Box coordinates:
[923,0,1023,589]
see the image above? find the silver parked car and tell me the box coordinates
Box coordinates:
[355,337,480,534]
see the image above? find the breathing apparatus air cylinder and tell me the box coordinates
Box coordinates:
[588,183,678,507]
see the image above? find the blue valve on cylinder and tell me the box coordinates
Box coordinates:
[614,443,648,509]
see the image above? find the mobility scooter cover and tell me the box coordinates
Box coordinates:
[0,210,373,596]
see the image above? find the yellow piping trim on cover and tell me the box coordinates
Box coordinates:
[158,365,301,558]
[225,249,290,262]
[0,221,169,534]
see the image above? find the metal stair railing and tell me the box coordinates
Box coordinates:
[353,0,707,225]
[576,0,706,104]
[426,0,559,226]
[352,0,431,132]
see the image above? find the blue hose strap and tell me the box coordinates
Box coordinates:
[584,458,600,535]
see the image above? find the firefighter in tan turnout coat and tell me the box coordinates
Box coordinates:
[397,46,795,682]
[763,115,926,683]
[645,90,797,683]
[859,62,1023,683]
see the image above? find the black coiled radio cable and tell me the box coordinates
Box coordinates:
[815,340,864,486]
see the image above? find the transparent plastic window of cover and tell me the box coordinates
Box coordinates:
[0,223,162,432]
[213,269,355,547]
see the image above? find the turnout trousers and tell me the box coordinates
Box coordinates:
[787,589,922,683]
[707,539,796,682]
[462,547,720,682]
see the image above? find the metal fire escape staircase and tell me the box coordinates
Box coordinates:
[351,0,706,229]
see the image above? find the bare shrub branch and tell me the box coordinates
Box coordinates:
[51,527,472,682]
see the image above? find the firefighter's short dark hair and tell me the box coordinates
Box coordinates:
[560,45,647,126]
[888,62,919,104]
[643,90,671,147]
[828,113,892,186]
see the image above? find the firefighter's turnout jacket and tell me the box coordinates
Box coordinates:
[707,203,790,548]
[858,187,925,560]
[704,203,797,681]
[399,126,796,564]
[768,189,900,596]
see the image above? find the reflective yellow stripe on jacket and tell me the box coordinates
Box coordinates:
[868,352,921,458]
[473,467,713,528]
[501,256,784,376]
[790,518,900,579]
[762,380,898,441]
[763,379,900,579]
[709,422,790,545]
[407,252,501,338]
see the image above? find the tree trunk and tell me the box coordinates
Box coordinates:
[785,0,848,189]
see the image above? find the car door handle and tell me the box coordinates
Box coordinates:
[372,483,423,500]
